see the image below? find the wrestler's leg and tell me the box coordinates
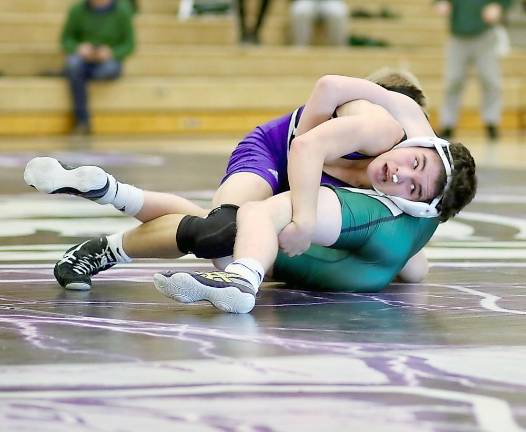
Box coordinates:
[53,212,190,290]
[232,186,341,271]
[51,172,269,290]
[54,200,238,290]
[24,157,207,221]
[210,172,274,269]
[137,191,208,221]
[153,187,342,313]
[212,172,273,207]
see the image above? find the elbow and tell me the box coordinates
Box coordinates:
[313,75,343,100]
[289,136,311,154]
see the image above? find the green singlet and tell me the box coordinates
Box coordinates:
[273,186,439,293]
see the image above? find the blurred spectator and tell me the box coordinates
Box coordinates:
[289,0,349,46]
[237,0,272,44]
[126,0,138,14]
[61,0,135,135]
[435,0,512,141]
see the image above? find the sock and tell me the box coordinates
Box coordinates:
[225,258,264,292]
[95,174,145,216]
[106,232,133,264]
[213,255,234,271]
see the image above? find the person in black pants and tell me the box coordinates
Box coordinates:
[237,0,272,44]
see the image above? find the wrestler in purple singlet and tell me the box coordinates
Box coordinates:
[221,106,376,195]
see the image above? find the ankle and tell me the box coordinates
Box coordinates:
[95,176,144,217]
[225,258,264,291]
[106,232,132,263]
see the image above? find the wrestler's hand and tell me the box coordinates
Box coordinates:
[278,221,313,257]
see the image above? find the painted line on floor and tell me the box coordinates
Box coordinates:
[438,284,526,315]
[0,384,519,432]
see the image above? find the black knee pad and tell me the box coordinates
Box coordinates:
[176,204,239,259]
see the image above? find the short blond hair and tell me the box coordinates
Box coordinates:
[366,68,427,109]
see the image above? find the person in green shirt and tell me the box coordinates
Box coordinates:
[61,0,135,135]
[434,0,511,141]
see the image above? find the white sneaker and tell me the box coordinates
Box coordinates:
[24,157,110,200]
[153,270,256,314]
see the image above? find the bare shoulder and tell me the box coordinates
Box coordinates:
[387,92,434,136]
[337,100,405,155]
[336,99,383,117]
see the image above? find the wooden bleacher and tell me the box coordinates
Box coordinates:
[0,0,524,136]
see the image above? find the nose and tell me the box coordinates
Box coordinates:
[393,166,406,183]
[393,167,416,185]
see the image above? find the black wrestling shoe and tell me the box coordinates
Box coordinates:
[54,237,117,290]
[24,157,110,200]
[153,270,256,314]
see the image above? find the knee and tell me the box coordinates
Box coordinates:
[398,255,429,283]
[93,61,122,80]
[237,200,265,221]
[176,204,239,259]
[237,200,279,229]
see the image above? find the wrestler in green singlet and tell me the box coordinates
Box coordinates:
[274,186,438,292]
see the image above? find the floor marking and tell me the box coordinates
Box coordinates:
[431,241,526,248]
[459,211,526,239]
[431,262,526,268]
[0,384,520,432]
[474,194,526,204]
[0,260,209,270]
[438,284,526,315]
[425,248,526,259]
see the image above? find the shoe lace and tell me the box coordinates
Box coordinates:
[61,246,115,276]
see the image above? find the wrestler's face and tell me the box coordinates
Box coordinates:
[367,147,444,202]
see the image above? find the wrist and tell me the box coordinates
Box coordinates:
[293,216,316,231]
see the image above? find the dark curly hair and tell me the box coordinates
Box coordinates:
[366,69,476,221]
[435,142,477,222]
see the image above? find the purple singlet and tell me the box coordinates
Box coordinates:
[221,106,368,195]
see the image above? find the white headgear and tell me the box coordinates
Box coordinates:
[374,136,454,218]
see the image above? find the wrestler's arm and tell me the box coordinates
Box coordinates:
[273,190,411,291]
[285,107,403,255]
[296,75,432,137]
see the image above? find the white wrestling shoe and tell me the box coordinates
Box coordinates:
[153,270,256,314]
[24,157,110,200]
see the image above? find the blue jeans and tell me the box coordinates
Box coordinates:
[65,54,122,125]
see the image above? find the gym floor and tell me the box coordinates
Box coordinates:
[0,135,525,432]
